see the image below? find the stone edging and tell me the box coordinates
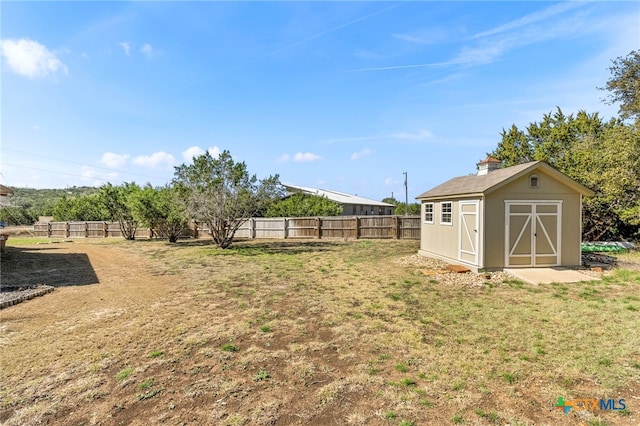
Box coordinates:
[0,286,55,309]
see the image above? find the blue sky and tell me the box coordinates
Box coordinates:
[1,1,638,202]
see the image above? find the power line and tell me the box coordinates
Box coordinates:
[0,162,170,186]
[1,147,170,181]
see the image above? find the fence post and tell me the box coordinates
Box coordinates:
[48,222,52,238]
[65,222,70,238]
[250,218,256,239]
[283,217,288,239]
[355,216,360,240]
[316,217,321,239]
[394,216,400,239]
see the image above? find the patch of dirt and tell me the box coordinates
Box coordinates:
[1,241,638,426]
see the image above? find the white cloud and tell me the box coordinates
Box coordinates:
[101,152,130,168]
[119,41,131,55]
[451,3,592,67]
[384,177,400,186]
[350,3,593,73]
[133,151,176,169]
[390,130,434,141]
[276,154,291,163]
[472,2,584,40]
[392,28,447,45]
[278,152,322,163]
[207,146,221,158]
[181,146,221,162]
[0,38,68,79]
[293,152,322,162]
[350,148,372,160]
[140,43,155,58]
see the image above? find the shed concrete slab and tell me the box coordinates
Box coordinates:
[504,268,599,285]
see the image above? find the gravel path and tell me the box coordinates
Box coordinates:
[394,254,516,287]
[394,253,606,286]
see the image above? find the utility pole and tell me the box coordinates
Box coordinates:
[403,172,408,216]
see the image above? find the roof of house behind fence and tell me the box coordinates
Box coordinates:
[283,184,395,207]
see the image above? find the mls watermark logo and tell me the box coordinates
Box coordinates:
[555,397,626,414]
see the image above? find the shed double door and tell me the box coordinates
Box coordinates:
[505,201,561,267]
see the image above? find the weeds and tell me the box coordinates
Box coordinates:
[140,378,154,390]
[222,343,239,352]
[253,370,270,381]
[116,367,134,382]
[452,413,464,424]
[395,363,409,373]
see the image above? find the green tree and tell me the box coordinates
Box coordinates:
[393,202,421,216]
[173,150,282,249]
[0,206,37,225]
[602,50,640,121]
[99,182,142,240]
[381,197,399,206]
[490,108,638,240]
[130,184,189,243]
[52,194,109,221]
[265,193,342,217]
[580,122,640,239]
[493,124,534,166]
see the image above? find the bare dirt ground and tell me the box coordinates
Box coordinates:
[1,242,184,425]
[1,238,638,425]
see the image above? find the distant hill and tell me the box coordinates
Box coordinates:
[0,187,99,224]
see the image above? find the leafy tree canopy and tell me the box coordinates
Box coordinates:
[52,193,109,222]
[130,184,189,242]
[99,182,142,240]
[265,192,342,217]
[491,107,639,240]
[173,150,283,248]
[394,202,421,216]
[602,50,640,121]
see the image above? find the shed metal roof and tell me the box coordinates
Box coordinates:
[416,161,595,200]
[283,184,395,207]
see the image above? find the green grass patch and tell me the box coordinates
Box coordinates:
[384,411,397,420]
[221,343,239,352]
[116,367,134,382]
[253,370,270,381]
[395,363,409,373]
[139,378,154,390]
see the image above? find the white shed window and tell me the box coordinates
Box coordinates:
[424,203,434,223]
[441,202,453,225]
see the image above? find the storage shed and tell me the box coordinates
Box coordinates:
[416,158,594,272]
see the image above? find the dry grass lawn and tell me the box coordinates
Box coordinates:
[1,237,639,425]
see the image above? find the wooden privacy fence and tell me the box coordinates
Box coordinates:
[33,216,421,240]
